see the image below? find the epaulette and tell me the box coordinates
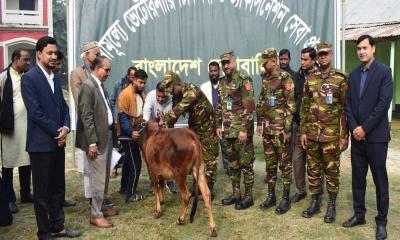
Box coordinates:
[332,68,347,78]
[280,70,290,80]
[239,71,250,80]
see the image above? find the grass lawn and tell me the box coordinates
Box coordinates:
[1,122,399,240]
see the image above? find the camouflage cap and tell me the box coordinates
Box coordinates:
[258,48,277,66]
[82,41,98,52]
[220,50,235,62]
[160,70,180,94]
[316,42,332,54]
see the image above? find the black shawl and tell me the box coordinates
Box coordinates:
[0,67,15,134]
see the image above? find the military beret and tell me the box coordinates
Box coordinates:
[160,70,180,94]
[258,48,277,66]
[82,41,98,52]
[220,50,235,62]
[316,42,332,54]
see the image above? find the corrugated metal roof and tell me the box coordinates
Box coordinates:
[346,0,400,27]
[345,23,400,40]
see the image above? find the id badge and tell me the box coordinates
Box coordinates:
[326,91,333,105]
[268,96,276,107]
[226,97,233,111]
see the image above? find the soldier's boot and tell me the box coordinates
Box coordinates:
[259,186,276,210]
[207,182,215,202]
[275,187,291,215]
[324,193,337,223]
[302,194,322,218]
[235,186,254,210]
[222,181,241,206]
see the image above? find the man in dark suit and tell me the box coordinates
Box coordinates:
[76,56,118,228]
[342,35,392,240]
[21,36,81,240]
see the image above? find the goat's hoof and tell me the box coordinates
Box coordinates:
[176,218,185,225]
[154,211,162,219]
[210,228,217,237]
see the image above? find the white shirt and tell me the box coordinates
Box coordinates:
[136,94,144,117]
[143,89,172,121]
[91,74,113,126]
[37,63,54,93]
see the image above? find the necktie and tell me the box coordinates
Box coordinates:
[101,83,112,109]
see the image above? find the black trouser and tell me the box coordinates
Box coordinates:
[121,140,142,196]
[30,149,65,239]
[351,140,389,226]
[119,154,129,192]
[1,165,31,203]
[0,176,12,226]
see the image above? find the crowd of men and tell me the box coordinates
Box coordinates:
[0,34,393,240]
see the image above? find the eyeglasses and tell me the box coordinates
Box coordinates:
[100,67,111,73]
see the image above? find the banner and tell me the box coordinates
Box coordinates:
[75,0,336,96]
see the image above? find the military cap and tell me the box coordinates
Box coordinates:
[160,70,180,94]
[258,48,277,66]
[220,50,235,62]
[316,42,332,54]
[82,41,98,52]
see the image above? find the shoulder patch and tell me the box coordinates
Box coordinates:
[239,71,250,80]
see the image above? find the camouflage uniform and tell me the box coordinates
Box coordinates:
[256,67,295,189]
[215,52,255,201]
[162,72,219,185]
[300,64,348,196]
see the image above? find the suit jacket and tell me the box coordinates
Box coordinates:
[345,60,393,143]
[69,65,88,106]
[200,81,213,105]
[76,75,113,154]
[21,65,70,152]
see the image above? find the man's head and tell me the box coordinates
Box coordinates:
[54,50,64,74]
[10,48,30,73]
[82,41,100,64]
[279,49,291,70]
[90,56,111,82]
[258,48,278,73]
[220,50,237,77]
[127,66,137,83]
[316,42,333,68]
[36,36,58,71]
[133,69,147,94]
[356,35,375,66]
[208,61,220,84]
[160,70,183,96]
[300,47,317,71]
[155,81,168,104]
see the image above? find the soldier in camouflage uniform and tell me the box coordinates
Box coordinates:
[300,43,349,223]
[256,49,295,214]
[160,70,219,200]
[215,51,255,210]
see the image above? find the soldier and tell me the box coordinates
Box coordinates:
[215,51,255,210]
[161,71,219,200]
[300,43,349,223]
[256,48,295,214]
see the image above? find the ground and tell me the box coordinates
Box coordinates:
[1,120,399,240]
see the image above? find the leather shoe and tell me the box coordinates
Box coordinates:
[102,207,119,217]
[52,229,82,238]
[63,199,77,207]
[234,198,254,210]
[376,225,387,240]
[342,215,366,228]
[90,217,113,228]
[221,195,240,206]
[290,192,307,203]
[9,202,19,213]
[20,193,34,203]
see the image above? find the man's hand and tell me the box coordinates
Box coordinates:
[340,138,349,151]
[300,134,308,150]
[57,136,67,147]
[353,126,366,141]
[256,126,263,135]
[55,127,68,140]
[238,131,247,144]
[132,131,140,140]
[282,131,291,144]
[216,128,222,139]
[88,145,100,160]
